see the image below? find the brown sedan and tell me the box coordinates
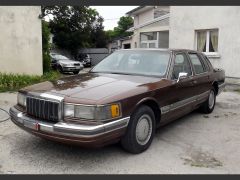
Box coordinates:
[10,49,225,153]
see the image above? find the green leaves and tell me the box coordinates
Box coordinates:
[42,6,107,57]
[42,20,51,73]
[0,71,61,92]
[106,16,133,41]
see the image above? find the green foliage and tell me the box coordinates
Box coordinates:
[42,6,108,58]
[106,16,133,40]
[0,71,61,92]
[42,20,51,73]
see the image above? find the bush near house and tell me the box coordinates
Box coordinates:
[0,71,61,92]
[42,20,51,73]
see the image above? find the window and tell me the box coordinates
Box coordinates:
[188,53,206,74]
[153,6,170,19]
[91,50,170,77]
[196,29,218,53]
[158,31,169,48]
[140,32,158,48]
[172,53,192,79]
[140,32,157,41]
[140,31,169,48]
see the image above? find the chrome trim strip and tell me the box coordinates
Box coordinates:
[161,90,210,114]
[9,107,129,138]
[26,93,64,121]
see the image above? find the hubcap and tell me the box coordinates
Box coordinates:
[208,90,215,109]
[136,114,153,145]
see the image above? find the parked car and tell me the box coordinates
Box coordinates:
[77,53,92,67]
[50,53,84,74]
[10,49,225,154]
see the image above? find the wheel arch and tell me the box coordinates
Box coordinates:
[212,81,219,95]
[133,97,161,126]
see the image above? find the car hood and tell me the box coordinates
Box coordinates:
[21,73,170,104]
[58,59,80,64]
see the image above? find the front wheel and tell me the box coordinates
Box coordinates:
[121,105,156,154]
[200,89,216,114]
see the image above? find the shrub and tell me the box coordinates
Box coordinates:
[0,71,60,92]
[42,20,51,73]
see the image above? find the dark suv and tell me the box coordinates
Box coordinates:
[77,53,92,67]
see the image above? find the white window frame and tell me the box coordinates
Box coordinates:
[195,29,220,58]
[140,31,158,48]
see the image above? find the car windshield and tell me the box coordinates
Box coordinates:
[91,50,170,77]
[52,54,69,60]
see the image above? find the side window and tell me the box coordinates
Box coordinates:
[189,53,206,74]
[200,53,212,71]
[172,53,192,80]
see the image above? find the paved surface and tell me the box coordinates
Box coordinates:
[0,90,240,174]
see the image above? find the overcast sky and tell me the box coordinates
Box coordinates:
[90,6,138,30]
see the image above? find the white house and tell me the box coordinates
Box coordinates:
[126,6,240,80]
[0,6,42,75]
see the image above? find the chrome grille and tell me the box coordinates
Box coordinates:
[26,97,60,122]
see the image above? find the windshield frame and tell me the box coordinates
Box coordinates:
[90,49,172,78]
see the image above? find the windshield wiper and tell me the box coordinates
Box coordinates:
[108,72,132,75]
[90,71,131,75]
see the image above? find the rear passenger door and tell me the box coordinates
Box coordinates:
[187,52,212,104]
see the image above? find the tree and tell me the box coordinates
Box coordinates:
[42,6,108,58]
[42,20,51,73]
[106,16,134,41]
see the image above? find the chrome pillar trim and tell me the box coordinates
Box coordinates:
[9,107,130,138]
[160,90,210,115]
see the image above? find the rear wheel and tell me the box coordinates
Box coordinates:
[121,105,156,154]
[200,88,216,114]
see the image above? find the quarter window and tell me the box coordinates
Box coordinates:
[172,53,192,80]
[188,53,206,74]
[196,29,218,53]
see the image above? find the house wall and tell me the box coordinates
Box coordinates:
[0,6,42,75]
[134,8,154,26]
[169,6,240,78]
[131,18,170,48]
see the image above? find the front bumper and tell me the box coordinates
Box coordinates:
[10,107,129,147]
[218,82,226,95]
[62,66,83,72]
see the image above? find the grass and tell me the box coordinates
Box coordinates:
[0,71,61,92]
[234,88,240,93]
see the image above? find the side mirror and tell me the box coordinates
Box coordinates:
[177,72,188,83]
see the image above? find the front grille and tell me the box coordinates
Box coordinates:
[26,97,60,122]
[74,63,80,66]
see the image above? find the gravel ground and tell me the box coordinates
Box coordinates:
[0,90,240,174]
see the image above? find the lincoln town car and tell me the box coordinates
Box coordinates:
[10,49,225,153]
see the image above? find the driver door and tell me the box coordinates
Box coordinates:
[161,52,196,123]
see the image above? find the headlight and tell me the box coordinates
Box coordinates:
[59,62,68,67]
[64,103,121,121]
[17,93,26,107]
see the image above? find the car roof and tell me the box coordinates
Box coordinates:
[117,48,200,53]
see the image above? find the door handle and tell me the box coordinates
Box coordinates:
[190,80,197,86]
[192,80,197,84]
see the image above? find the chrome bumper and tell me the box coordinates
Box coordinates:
[218,82,226,95]
[9,107,129,138]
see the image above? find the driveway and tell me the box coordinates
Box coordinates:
[0,90,240,174]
